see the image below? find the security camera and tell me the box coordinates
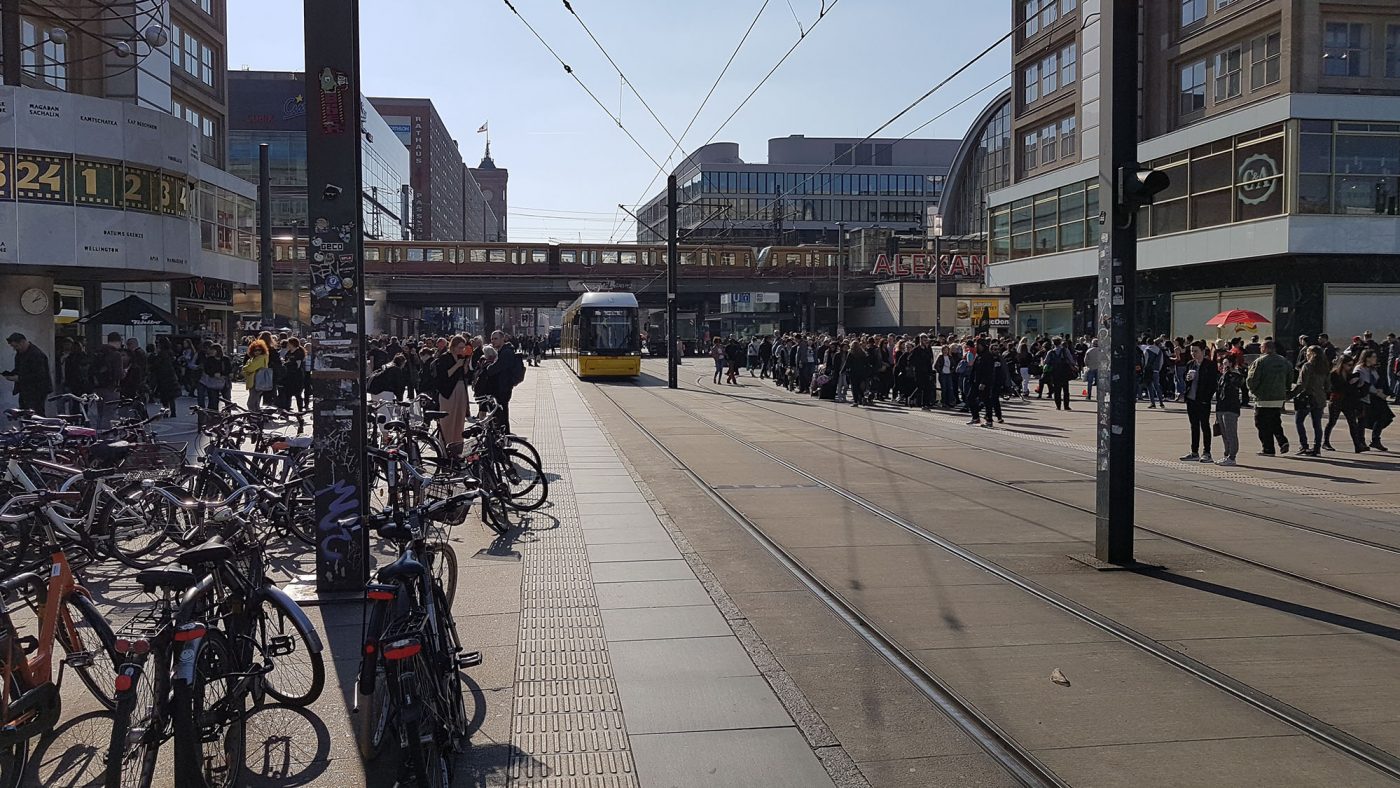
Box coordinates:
[323,184,343,201]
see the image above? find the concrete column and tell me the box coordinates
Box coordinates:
[0,274,56,414]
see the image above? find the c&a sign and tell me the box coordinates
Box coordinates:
[870,253,986,280]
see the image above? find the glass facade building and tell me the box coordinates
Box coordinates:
[637,137,958,245]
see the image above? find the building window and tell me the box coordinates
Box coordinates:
[1387,25,1400,78]
[1061,43,1078,85]
[1040,123,1058,165]
[1324,22,1371,77]
[1251,32,1281,88]
[1023,132,1039,172]
[174,26,217,87]
[201,46,214,86]
[1216,0,1239,8]
[1181,0,1206,28]
[1024,0,1040,38]
[1214,45,1242,101]
[1061,0,1077,12]
[1039,0,1058,29]
[190,0,213,14]
[1024,62,1040,104]
[1041,53,1059,96]
[1179,60,1207,117]
[19,19,66,88]
[1061,116,1077,158]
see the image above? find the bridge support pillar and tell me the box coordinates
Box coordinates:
[481,302,496,335]
[364,288,387,337]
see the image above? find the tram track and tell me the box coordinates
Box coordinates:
[590,378,1400,784]
[685,373,1400,614]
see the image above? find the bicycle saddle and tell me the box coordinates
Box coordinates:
[375,518,413,543]
[89,441,132,467]
[422,410,448,421]
[376,551,425,583]
[177,538,235,569]
[136,566,199,593]
[382,419,408,431]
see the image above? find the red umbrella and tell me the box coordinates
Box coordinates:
[1206,309,1271,327]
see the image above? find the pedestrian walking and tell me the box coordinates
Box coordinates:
[1323,354,1366,452]
[1245,339,1292,456]
[1179,341,1218,462]
[149,336,182,414]
[1044,337,1078,411]
[710,338,725,384]
[747,337,761,377]
[485,330,525,434]
[1083,339,1102,400]
[3,332,52,414]
[970,341,1004,426]
[1353,349,1392,451]
[1290,345,1330,456]
[280,337,307,410]
[92,332,127,429]
[845,341,870,407]
[197,343,232,412]
[725,337,743,385]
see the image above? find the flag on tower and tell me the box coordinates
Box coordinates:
[477,122,488,133]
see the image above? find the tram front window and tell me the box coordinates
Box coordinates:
[583,309,636,353]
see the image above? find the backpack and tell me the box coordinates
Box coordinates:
[512,351,527,386]
[366,365,395,395]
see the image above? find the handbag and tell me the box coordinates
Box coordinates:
[1212,416,1222,437]
[253,366,275,392]
[1371,399,1395,430]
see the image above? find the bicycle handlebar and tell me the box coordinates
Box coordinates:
[0,489,83,521]
[136,482,269,517]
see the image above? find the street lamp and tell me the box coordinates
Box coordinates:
[929,213,944,336]
[836,221,846,335]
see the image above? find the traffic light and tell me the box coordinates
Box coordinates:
[1117,164,1170,211]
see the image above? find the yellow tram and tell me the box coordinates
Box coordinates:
[561,292,643,378]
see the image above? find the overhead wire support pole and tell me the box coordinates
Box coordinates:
[666,175,679,390]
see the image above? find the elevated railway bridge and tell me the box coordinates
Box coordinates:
[268,239,886,336]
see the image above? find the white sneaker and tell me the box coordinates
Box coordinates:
[1216,456,1236,466]
[1179,453,1199,461]
[1200,453,1213,463]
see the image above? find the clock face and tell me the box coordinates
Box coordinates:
[20,288,50,315]
[481,189,494,201]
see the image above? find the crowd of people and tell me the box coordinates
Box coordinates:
[3,328,549,449]
[701,329,1398,464]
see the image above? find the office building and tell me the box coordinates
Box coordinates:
[227,70,413,241]
[984,0,1400,342]
[636,136,960,246]
[368,96,498,242]
[0,0,257,411]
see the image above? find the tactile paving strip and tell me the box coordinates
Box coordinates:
[507,369,639,788]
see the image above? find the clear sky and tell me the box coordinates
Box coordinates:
[229,1,1011,243]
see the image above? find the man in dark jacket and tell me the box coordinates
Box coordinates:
[485,330,524,434]
[4,333,53,413]
[969,341,1002,426]
[909,335,935,410]
[92,333,128,429]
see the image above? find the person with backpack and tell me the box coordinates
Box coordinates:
[240,339,273,411]
[486,330,524,434]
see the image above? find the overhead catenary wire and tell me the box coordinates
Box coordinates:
[501,0,667,173]
[561,1,682,150]
[607,0,774,243]
[689,29,1017,240]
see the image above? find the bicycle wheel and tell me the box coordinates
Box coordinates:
[257,596,324,706]
[172,630,245,788]
[354,672,392,761]
[505,434,542,472]
[399,682,450,788]
[168,469,232,547]
[495,449,548,511]
[408,430,447,478]
[99,482,175,569]
[105,655,163,788]
[432,585,470,740]
[280,451,317,546]
[428,540,459,602]
[58,594,118,710]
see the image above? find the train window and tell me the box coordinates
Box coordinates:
[785,253,800,266]
[489,249,507,263]
[470,249,487,263]
[531,249,547,263]
[721,252,735,266]
[601,251,618,264]
[621,251,637,265]
[427,248,445,262]
[561,250,577,264]
[365,247,380,261]
[511,250,524,264]
[406,248,425,262]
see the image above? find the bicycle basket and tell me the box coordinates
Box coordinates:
[117,442,188,476]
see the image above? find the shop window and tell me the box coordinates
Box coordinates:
[1214,46,1242,102]
[1250,32,1281,89]
[1179,60,1206,117]
[1324,22,1371,77]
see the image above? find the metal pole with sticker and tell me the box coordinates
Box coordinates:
[305,0,369,593]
